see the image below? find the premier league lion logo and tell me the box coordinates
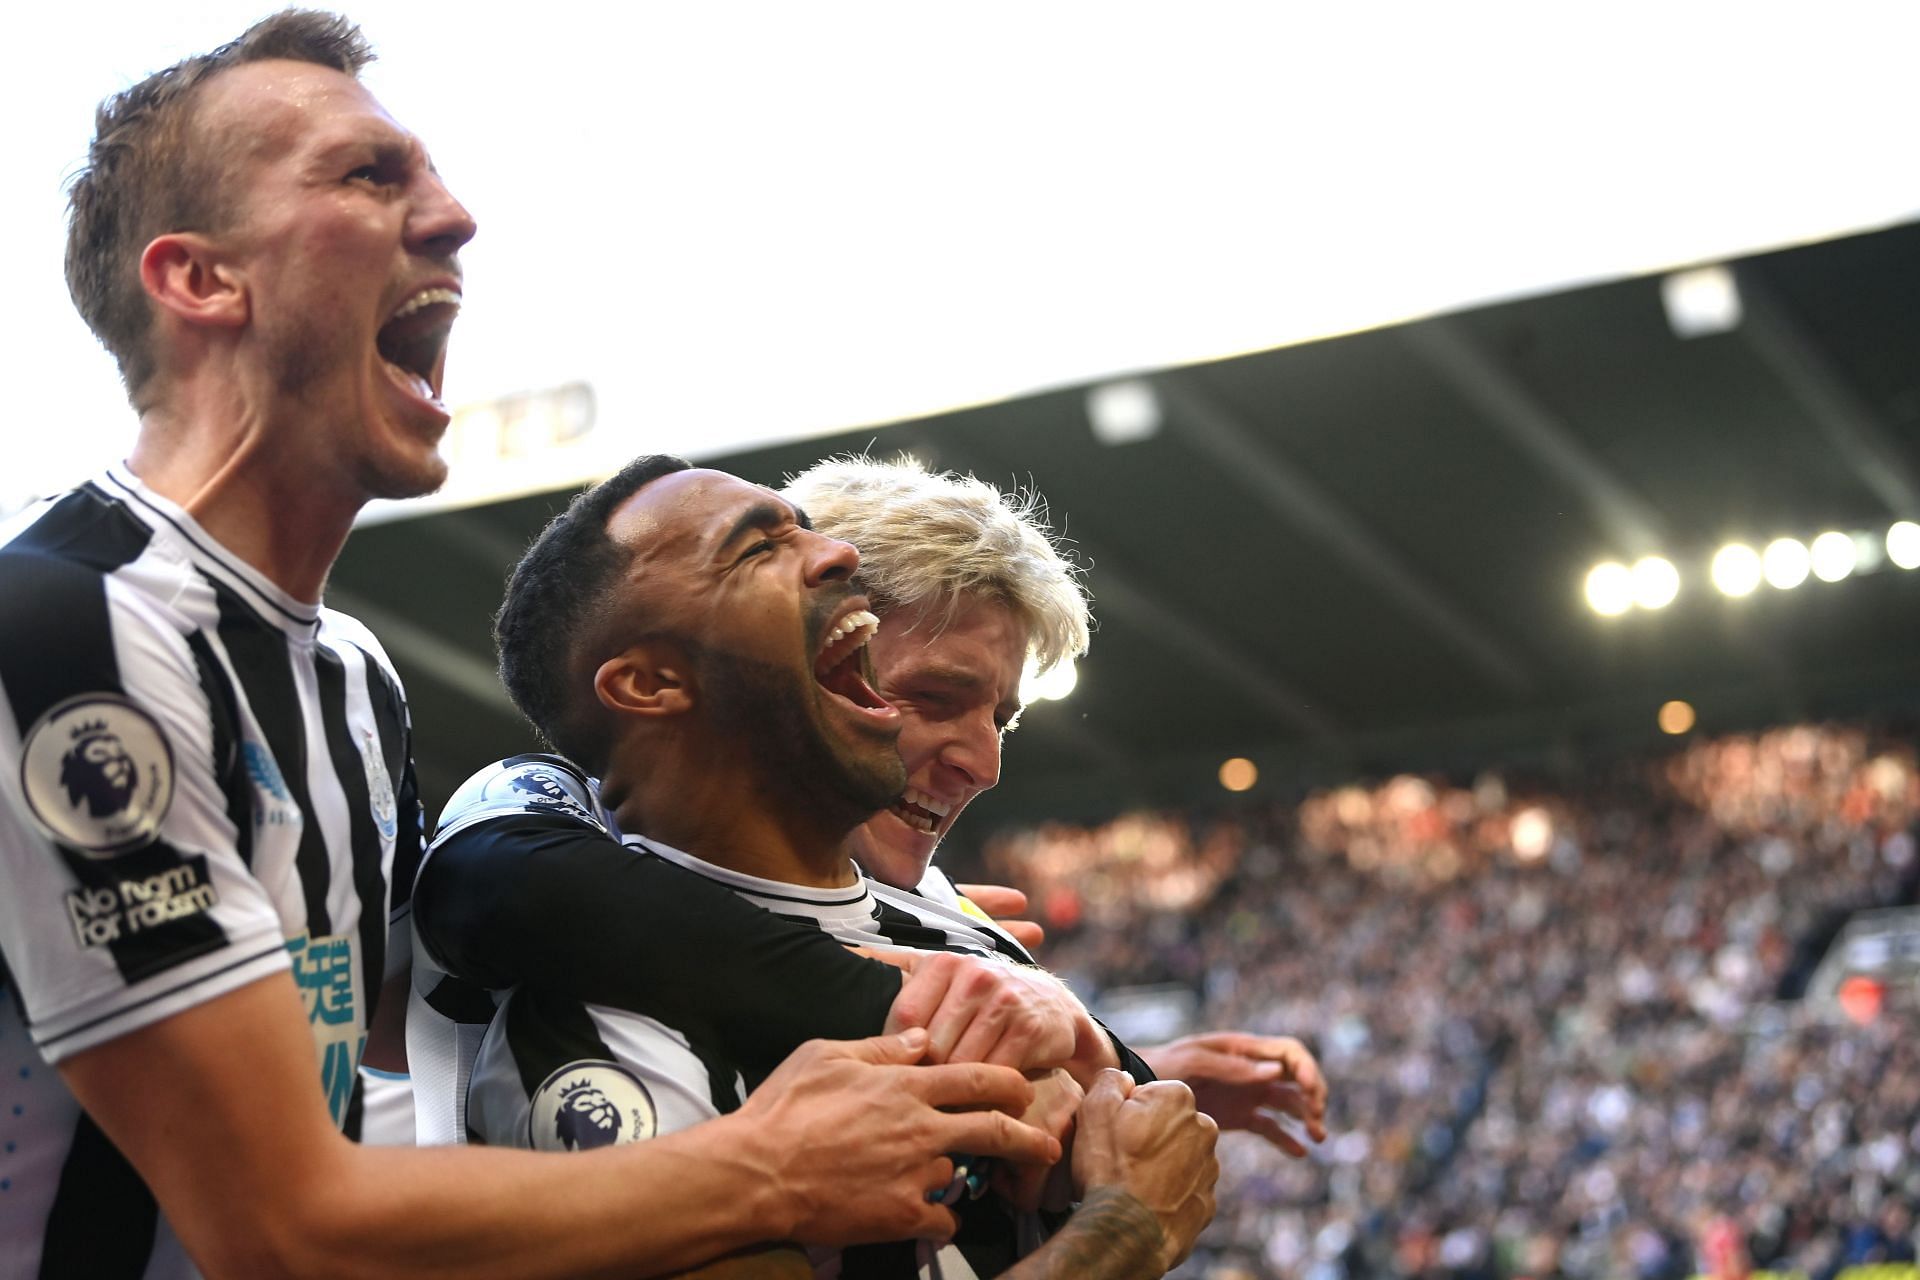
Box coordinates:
[498,766,594,823]
[59,722,138,818]
[554,1078,623,1151]
[528,1060,657,1153]
[509,771,571,804]
[21,697,174,856]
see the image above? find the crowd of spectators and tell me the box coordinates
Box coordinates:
[978,724,1920,1279]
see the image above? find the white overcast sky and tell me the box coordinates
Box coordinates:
[7,2,1919,517]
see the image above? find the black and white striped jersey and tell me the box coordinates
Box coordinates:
[406,753,1033,1147]
[0,467,423,1279]
[463,829,1037,1146]
[410,755,1154,1278]
[449,785,1041,1280]
[405,753,627,1147]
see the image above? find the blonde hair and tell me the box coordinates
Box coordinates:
[782,455,1091,674]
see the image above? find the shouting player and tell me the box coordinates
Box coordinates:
[410,458,1219,1277]
[0,13,1061,1277]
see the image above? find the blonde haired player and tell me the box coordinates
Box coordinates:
[786,455,1329,1155]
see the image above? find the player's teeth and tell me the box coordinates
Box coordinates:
[392,287,462,320]
[823,610,878,655]
[903,787,951,817]
[395,369,434,399]
[893,802,935,832]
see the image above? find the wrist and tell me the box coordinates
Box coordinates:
[1070,1185,1168,1276]
[699,1110,807,1244]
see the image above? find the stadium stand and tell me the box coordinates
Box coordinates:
[977,723,1920,1280]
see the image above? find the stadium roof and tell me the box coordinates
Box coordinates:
[333,219,1920,833]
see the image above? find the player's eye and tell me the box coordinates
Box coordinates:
[346,161,400,186]
[737,540,776,563]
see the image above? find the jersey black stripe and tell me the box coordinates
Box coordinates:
[502,987,619,1099]
[0,545,144,734]
[342,1066,366,1144]
[37,1112,157,1280]
[839,1241,920,1279]
[74,847,230,986]
[7,484,152,580]
[682,1023,751,1115]
[869,897,969,953]
[212,581,333,937]
[314,647,387,1036]
[187,632,254,869]
[425,972,500,1024]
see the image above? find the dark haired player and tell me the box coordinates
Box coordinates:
[0,13,1059,1277]
[411,457,1219,1277]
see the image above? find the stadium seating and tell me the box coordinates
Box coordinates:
[979,724,1920,1280]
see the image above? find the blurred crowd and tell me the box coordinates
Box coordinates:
[982,725,1920,1280]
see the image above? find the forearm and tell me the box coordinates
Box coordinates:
[233,1112,799,1280]
[996,1188,1166,1280]
[64,974,810,1280]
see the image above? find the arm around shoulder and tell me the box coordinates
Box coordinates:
[62,975,1064,1280]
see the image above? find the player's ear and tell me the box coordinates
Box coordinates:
[594,642,693,719]
[140,232,249,330]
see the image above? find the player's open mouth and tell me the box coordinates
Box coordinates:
[814,609,894,721]
[376,286,461,409]
[888,786,952,834]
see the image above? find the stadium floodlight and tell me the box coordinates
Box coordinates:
[1710,543,1763,597]
[1658,700,1696,735]
[1086,380,1162,445]
[1853,530,1886,574]
[1218,758,1258,792]
[1660,265,1743,339]
[1889,521,1920,571]
[1810,530,1857,583]
[1629,556,1679,609]
[1584,562,1634,616]
[1020,656,1078,703]
[1762,538,1810,589]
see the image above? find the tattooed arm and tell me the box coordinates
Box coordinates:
[999,1188,1165,1278]
[999,1070,1220,1278]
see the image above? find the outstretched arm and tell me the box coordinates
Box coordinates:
[61,976,1059,1279]
[1139,1032,1327,1156]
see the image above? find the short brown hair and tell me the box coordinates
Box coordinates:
[65,9,374,404]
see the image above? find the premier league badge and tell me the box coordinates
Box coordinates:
[528,1061,658,1152]
[21,695,175,857]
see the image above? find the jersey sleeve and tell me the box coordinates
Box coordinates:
[0,553,289,1063]
[465,989,730,1151]
[413,757,903,1081]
